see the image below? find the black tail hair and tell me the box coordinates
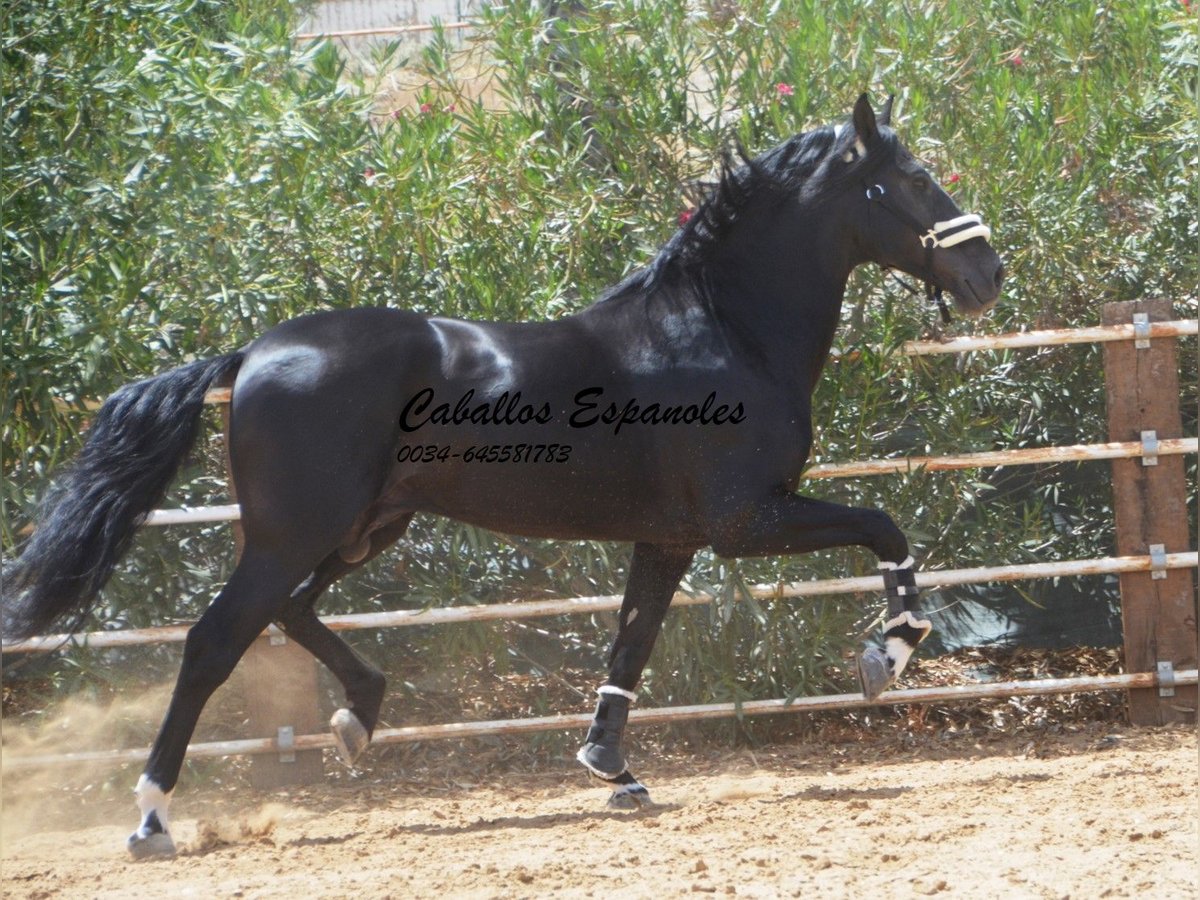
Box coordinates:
[3,352,244,641]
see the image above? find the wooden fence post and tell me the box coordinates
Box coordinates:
[241,632,325,788]
[1102,299,1197,725]
[221,406,325,787]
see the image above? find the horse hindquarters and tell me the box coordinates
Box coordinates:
[131,332,413,857]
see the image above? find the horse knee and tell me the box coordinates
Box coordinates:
[863,508,907,562]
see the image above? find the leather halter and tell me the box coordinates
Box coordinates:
[864,182,992,324]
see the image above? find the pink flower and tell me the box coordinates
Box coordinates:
[419,103,433,114]
[391,109,402,120]
[775,82,794,97]
[947,173,961,185]
[1008,50,1024,67]
[363,167,376,181]
[678,209,695,226]
[444,103,456,113]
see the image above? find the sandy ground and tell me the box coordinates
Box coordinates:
[2,724,1196,899]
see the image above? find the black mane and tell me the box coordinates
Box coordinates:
[597,121,899,305]
[668,127,839,268]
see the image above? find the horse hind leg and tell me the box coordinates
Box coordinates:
[577,543,694,810]
[279,604,381,767]
[276,514,414,766]
[128,547,317,859]
[277,597,383,768]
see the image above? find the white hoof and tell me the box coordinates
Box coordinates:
[330,708,370,766]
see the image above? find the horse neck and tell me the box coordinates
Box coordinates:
[705,202,855,393]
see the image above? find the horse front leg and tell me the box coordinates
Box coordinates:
[577,542,694,809]
[710,492,931,701]
[856,555,932,700]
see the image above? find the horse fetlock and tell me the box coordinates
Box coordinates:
[883,610,931,677]
[330,707,371,767]
[884,609,932,648]
[133,775,172,828]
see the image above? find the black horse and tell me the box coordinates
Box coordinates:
[5,95,1003,857]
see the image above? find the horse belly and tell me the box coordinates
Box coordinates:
[386,432,701,543]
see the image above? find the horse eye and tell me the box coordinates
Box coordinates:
[912,174,931,192]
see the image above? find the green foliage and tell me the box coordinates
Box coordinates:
[4,0,1195,710]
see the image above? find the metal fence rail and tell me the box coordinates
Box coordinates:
[5,668,1194,770]
[5,551,1195,654]
[295,21,475,41]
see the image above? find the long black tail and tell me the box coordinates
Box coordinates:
[3,352,244,641]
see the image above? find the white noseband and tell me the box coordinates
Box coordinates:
[920,214,991,249]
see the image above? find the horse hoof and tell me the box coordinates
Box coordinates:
[606,785,653,811]
[585,768,653,811]
[127,830,176,860]
[330,708,370,766]
[857,647,894,701]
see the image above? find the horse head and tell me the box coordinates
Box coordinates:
[844,93,1005,318]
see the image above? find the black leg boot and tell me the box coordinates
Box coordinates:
[576,687,651,809]
[577,688,632,778]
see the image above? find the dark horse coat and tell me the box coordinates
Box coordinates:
[4,95,1003,856]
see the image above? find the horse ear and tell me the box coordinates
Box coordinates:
[852,93,879,145]
[879,94,894,127]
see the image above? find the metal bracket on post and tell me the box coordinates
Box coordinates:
[277,725,296,763]
[1148,543,1167,580]
[1156,661,1175,698]
[1133,312,1151,349]
[1140,430,1159,466]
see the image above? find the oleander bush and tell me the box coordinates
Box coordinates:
[3,0,1195,712]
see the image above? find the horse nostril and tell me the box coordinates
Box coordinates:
[993,263,1006,289]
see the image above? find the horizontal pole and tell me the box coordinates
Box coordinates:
[15,502,244,537]
[5,551,1195,653]
[50,320,1197,413]
[5,669,1193,770]
[901,319,1196,356]
[806,436,1197,478]
[26,437,1189,532]
[295,21,474,40]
